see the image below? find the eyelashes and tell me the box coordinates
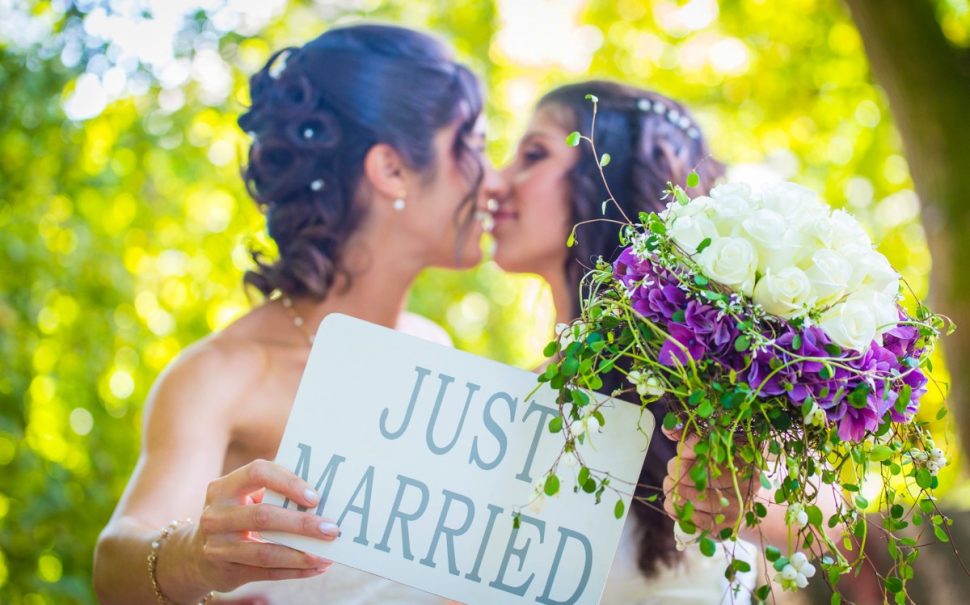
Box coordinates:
[521,147,547,165]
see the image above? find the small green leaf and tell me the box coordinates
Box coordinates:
[807,505,823,527]
[734,335,751,352]
[884,577,903,593]
[697,401,714,418]
[895,384,912,414]
[870,444,894,462]
[663,412,679,431]
[686,170,700,188]
[584,93,599,103]
[695,237,712,254]
[915,468,932,489]
[759,472,772,490]
[614,498,625,519]
[599,153,611,167]
[566,131,581,147]
[578,466,590,486]
[566,232,576,247]
[699,536,716,557]
[548,416,563,433]
[765,545,781,562]
[543,341,559,357]
[791,333,803,351]
[544,473,560,496]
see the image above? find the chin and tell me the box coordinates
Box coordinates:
[491,247,528,275]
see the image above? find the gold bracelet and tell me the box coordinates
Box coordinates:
[147,518,214,605]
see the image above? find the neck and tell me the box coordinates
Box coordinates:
[287,237,424,334]
[542,263,575,327]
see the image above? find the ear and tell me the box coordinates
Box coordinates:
[362,143,408,202]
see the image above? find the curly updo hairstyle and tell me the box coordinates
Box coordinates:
[238,24,484,301]
[539,80,725,577]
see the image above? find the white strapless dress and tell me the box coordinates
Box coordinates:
[217,517,758,604]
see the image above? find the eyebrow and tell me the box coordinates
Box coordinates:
[520,131,554,145]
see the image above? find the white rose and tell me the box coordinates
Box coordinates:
[760,182,827,219]
[663,196,714,220]
[710,182,753,201]
[797,214,837,250]
[669,213,720,253]
[740,209,803,272]
[704,193,752,226]
[697,236,759,295]
[858,250,899,298]
[853,289,900,341]
[829,209,873,247]
[819,293,878,352]
[753,267,814,318]
[804,249,853,306]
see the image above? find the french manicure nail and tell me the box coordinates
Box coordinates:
[319,522,339,536]
[304,488,320,503]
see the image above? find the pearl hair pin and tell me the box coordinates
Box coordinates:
[636,97,699,139]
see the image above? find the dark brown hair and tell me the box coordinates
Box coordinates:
[238,24,483,300]
[540,80,725,576]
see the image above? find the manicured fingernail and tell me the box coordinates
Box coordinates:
[319,522,339,536]
[674,422,684,430]
[304,488,320,503]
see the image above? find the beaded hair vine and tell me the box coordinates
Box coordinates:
[636,98,700,140]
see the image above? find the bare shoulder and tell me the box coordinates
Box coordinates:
[143,326,271,433]
[396,311,454,347]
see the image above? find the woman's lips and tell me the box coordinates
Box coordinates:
[491,209,516,223]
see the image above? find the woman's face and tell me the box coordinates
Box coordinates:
[402,115,488,269]
[490,105,578,276]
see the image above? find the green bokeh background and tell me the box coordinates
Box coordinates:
[2,0,968,602]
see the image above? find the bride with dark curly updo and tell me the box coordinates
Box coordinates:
[93,24,490,604]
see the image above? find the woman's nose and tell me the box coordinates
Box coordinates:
[478,158,510,207]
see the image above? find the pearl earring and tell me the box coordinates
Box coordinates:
[393,196,406,211]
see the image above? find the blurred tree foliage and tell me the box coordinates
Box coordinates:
[1,0,967,602]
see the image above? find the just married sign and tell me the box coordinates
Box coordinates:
[263,314,652,604]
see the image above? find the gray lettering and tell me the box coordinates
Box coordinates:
[374,475,430,560]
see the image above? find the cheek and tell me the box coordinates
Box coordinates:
[495,168,572,271]
[520,169,572,235]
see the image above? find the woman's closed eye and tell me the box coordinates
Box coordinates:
[520,145,547,165]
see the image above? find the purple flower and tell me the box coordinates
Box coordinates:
[836,403,883,442]
[659,323,707,366]
[613,248,650,290]
[636,284,687,322]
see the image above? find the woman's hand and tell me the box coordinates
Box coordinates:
[661,427,759,536]
[178,459,341,594]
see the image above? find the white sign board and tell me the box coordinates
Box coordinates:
[264,314,652,605]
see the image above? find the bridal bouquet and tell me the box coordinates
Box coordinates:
[537,98,954,604]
